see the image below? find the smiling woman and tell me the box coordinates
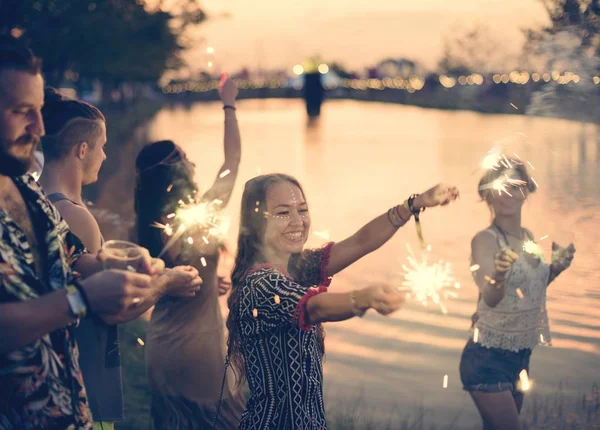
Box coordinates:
[222,172,459,429]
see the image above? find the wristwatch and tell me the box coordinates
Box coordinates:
[65,284,88,319]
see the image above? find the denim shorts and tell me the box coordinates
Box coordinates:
[459,339,532,398]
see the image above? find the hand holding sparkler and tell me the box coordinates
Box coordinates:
[219,74,238,108]
[550,242,576,273]
[358,284,406,316]
[413,183,460,210]
[491,248,519,285]
[156,265,203,298]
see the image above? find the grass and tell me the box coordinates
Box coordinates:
[116,319,600,430]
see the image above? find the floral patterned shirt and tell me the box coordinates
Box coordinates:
[0,175,92,430]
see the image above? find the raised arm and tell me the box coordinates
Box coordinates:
[326,184,459,277]
[202,75,241,207]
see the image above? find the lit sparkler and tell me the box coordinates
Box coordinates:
[397,244,460,314]
[523,240,544,258]
[154,195,227,258]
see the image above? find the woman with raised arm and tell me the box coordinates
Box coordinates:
[224,173,459,429]
[134,76,246,429]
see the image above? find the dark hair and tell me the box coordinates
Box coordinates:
[41,87,106,162]
[477,157,537,202]
[226,173,308,387]
[134,140,197,266]
[0,34,41,76]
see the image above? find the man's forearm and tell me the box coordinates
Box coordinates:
[0,290,75,355]
[72,253,103,278]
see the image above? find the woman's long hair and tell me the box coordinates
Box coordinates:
[134,140,197,266]
[226,173,306,387]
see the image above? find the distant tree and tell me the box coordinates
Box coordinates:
[522,0,600,71]
[329,62,353,79]
[0,0,206,86]
[438,25,506,75]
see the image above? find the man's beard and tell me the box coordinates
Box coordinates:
[0,134,40,177]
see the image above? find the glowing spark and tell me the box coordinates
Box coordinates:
[473,327,479,343]
[523,240,543,258]
[208,61,213,68]
[516,288,524,299]
[151,222,174,237]
[539,235,549,241]
[313,230,331,240]
[527,161,535,170]
[274,295,281,304]
[137,338,145,346]
[443,375,448,388]
[470,264,481,272]
[518,369,531,392]
[156,197,225,258]
[540,333,545,343]
[206,46,215,54]
[513,152,521,160]
[481,152,502,170]
[398,244,460,314]
[254,208,259,213]
[252,308,258,318]
[484,275,496,285]
[510,103,519,110]
[201,257,207,267]
[187,237,194,245]
[202,236,209,244]
[126,265,136,272]
[531,177,539,188]
[219,169,231,178]
[166,184,173,192]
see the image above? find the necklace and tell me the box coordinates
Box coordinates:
[493,221,523,246]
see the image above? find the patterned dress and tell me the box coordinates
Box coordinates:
[0,175,92,430]
[236,243,333,430]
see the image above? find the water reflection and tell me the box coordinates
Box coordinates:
[94,99,600,426]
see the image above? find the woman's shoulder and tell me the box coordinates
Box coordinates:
[471,227,500,250]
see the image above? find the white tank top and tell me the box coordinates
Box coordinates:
[472,228,551,351]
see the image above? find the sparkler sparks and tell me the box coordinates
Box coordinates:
[443,375,449,388]
[518,369,532,392]
[398,245,460,314]
[154,195,228,258]
[473,327,479,343]
[219,169,231,178]
[469,264,480,272]
[523,240,544,258]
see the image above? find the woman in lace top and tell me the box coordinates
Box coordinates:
[459,158,576,430]
[224,173,459,429]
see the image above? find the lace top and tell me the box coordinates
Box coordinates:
[472,228,551,351]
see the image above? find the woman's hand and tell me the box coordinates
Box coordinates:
[492,248,519,283]
[551,242,576,273]
[159,266,203,298]
[217,276,232,296]
[219,74,238,107]
[413,184,460,209]
[363,284,406,316]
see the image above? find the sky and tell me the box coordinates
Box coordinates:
[179,0,550,75]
